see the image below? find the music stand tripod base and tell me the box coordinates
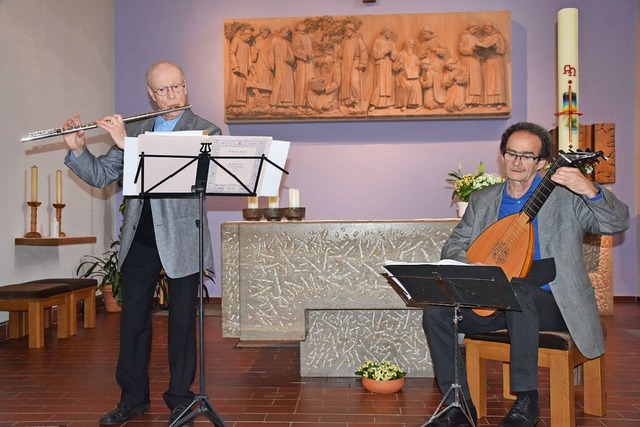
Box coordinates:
[169,396,225,427]
[421,304,476,427]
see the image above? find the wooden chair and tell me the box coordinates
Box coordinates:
[464,330,605,427]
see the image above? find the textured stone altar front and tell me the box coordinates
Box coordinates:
[221,219,613,377]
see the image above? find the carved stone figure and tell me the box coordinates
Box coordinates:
[368,27,398,111]
[393,39,422,111]
[418,27,449,74]
[420,59,443,110]
[457,21,483,107]
[480,21,508,108]
[308,55,342,112]
[417,27,447,108]
[292,21,316,110]
[252,26,274,100]
[442,58,469,112]
[337,23,368,111]
[269,26,295,108]
[227,26,257,108]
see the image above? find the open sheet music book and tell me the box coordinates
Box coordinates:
[382,259,468,303]
[381,260,520,310]
[123,132,289,196]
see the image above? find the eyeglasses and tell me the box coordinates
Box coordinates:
[502,150,540,163]
[151,83,185,96]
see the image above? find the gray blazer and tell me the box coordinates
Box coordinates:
[65,109,222,279]
[442,181,629,359]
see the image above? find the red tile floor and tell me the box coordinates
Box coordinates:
[0,302,638,426]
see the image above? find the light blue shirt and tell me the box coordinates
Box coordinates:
[153,113,183,132]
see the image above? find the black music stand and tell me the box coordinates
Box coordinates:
[133,141,288,427]
[382,262,521,427]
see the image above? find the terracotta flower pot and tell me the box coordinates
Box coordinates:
[101,284,121,313]
[361,376,405,393]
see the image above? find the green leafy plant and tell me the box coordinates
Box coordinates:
[355,360,406,381]
[76,240,122,305]
[447,161,505,202]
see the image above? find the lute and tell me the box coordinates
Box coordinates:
[466,150,604,316]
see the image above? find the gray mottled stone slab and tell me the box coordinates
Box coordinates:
[300,309,432,377]
[221,219,458,340]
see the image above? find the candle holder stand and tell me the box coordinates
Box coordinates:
[53,203,67,237]
[242,208,264,221]
[263,208,284,221]
[283,207,306,221]
[24,201,42,238]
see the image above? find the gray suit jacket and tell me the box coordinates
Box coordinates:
[442,181,629,359]
[65,109,222,279]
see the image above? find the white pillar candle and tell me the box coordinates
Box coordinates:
[268,195,279,208]
[30,165,38,202]
[55,170,63,204]
[288,188,300,208]
[247,196,259,209]
[557,7,579,152]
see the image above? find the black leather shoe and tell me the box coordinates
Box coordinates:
[499,395,540,427]
[169,405,194,427]
[426,400,477,426]
[99,402,150,425]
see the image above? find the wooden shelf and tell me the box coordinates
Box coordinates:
[15,236,97,246]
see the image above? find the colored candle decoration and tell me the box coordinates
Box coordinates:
[268,195,279,208]
[557,8,580,152]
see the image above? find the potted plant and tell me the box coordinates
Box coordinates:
[447,161,505,217]
[355,360,407,393]
[76,240,122,312]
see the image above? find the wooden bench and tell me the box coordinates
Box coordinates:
[464,330,606,427]
[0,278,97,348]
[0,282,71,348]
[25,278,97,336]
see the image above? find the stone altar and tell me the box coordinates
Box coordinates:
[221,219,613,377]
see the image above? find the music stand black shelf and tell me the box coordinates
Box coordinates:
[382,262,521,427]
[134,142,288,427]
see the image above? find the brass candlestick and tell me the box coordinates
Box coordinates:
[25,201,42,238]
[52,203,67,237]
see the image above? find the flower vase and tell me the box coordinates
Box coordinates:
[361,377,405,394]
[456,201,468,218]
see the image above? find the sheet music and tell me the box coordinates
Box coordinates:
[381,260,519,310]
[122,133,289,196]
[382,259,468,301]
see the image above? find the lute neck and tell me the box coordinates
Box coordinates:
[520,155,571,221]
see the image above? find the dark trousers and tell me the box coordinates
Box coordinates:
[116,203,199,410]
[422,280,567,403]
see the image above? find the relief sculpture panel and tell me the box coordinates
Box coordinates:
[224,11,511,123]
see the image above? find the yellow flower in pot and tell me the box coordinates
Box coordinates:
[355,360,407,393]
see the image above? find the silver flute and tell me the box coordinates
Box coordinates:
[21,104,192,143]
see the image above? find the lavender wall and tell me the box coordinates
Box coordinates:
[114,0,637,296]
